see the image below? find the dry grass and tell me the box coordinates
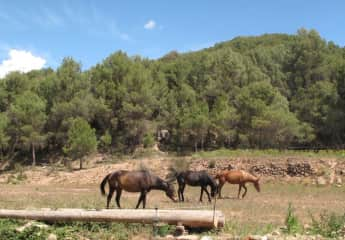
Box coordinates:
[0,181,344,230]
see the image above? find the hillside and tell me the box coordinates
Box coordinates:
[0,28,345,166]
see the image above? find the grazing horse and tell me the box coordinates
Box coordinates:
[215,170,260,199]
[170,169,218,202]
[100,170,177,209]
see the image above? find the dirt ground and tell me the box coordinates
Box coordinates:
[0,154,344,232]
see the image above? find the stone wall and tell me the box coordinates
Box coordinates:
[189,157,345,185]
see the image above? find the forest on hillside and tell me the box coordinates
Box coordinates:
[0,28,345,166]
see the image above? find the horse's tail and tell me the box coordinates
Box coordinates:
[100,173,110,196]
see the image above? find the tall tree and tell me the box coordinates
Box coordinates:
[63,117,97,169]
[8,92,47,166]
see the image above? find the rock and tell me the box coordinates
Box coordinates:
[200,236,213,240]
[271,230,280,236]
[47,233,57,240]
[176,235,200,240]
[317,176,327,185]
[247,235,264,240]
[165,235,175,240]
[16,221,49,232]
[336,176,342,185]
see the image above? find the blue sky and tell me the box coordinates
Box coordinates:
[0,0,344,74]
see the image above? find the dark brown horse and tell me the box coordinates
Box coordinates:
[100,170,177,209]
[170,169,218,202]
[215,170,260,199]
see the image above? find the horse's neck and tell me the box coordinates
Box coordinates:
[207,175,217,188]
[150,177,167,191]
[243,171,258,182]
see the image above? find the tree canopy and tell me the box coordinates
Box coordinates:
[0,29,344,166]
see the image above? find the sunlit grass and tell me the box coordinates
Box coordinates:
[192,148,345,159]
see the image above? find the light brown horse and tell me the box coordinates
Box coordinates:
[100,170,177,209]
[215,170,260,199]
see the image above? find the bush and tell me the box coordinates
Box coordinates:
[284,203,302,234]
[208,159,216,168]
[309,211,345,238]
[143,133,155,148]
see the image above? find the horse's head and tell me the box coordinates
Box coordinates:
[210,177,219,198]
[210,184,218,198]
[165,181,177,202]
[254,177,261,192]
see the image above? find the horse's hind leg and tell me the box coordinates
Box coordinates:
[242,184,247,198]
[237,184,242,199]
[106,187,115,209]
[115,189,122,209]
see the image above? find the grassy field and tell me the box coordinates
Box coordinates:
[191,149,345,159]
[0,181,344,238]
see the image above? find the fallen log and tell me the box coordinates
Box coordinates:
[0,208,225,228]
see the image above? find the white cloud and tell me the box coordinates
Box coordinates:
[144,20,156,30]
[0,49,46,78]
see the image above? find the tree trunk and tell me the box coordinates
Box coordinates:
[32,144,36,167]
[201,136,204,151]
[80,157,83,169]
[0,208,225,228]
[194,141,198,152]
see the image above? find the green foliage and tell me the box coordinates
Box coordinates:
[6,163,27,184]
[100,130,112,149]
[0,219,149,240]
[143,133,155,148]
[63,117,97,169]
[284,203,302,234]
[8,91,47,166]
[0,113,10,155]
[309,212,345,238]
[0,29,345,163]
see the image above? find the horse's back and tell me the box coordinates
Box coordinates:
[182,170,212,186]
[223,170,245,184]
[115,170,152,192]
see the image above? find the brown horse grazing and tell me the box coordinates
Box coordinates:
[215,170,260,199]
[100,170,177,209]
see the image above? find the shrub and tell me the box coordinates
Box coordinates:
[309,211,345,238]
[143,133,155,148]
[284,203,302,234]
[208,159,216,168]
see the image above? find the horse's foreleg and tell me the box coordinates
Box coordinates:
[242,184,247,198]
[135,192,144,209]
[199,187,204,202]
[204,187,211,202]
[178,185,182,201]
[237,184,242,199]
[115,189,122,209]
[179,184,185,202]
[106,187,115,209]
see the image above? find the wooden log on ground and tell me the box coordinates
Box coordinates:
[0,208,225,228]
